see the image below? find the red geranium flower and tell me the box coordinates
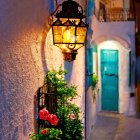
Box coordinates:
[48,114,59,126]
[39,109,49,120]
[41,129,49,135]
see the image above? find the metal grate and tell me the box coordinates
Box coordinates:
[36,83,57,131]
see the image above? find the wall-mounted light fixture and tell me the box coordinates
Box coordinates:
[50,0,88,62]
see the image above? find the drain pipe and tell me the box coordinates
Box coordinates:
[85,0,95,139]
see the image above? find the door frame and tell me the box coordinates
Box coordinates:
[95,40,131,114]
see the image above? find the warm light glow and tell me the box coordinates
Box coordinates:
[58,44,71,52]
[63,28,71,42]
[60,18,80,25]
[53,26,63,43]
[57,44,77,52]
[53,25,77,44]
[62,26,75,43]
[51,0,88,61]
[52,18,87,46]
[68,44,75,49]
[99,40,120,50]
[76,27,87,43]
[74,44,83,50]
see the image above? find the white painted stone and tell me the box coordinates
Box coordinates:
[87,13,136,140]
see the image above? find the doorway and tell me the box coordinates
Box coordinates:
[101,49,119,111]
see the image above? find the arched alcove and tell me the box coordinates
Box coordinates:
[90,37,135,115]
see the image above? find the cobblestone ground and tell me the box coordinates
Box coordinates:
[89,112,140,140]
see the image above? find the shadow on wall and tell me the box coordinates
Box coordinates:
[40,23,50,73]
[0,0,51,41]
[136,57,140,117]
[64,61,74,83]
[136,57,140,85]
[40,0,56,73]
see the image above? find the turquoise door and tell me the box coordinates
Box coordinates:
[101,50,119,111]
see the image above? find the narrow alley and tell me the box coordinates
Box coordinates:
[89,112,140,140]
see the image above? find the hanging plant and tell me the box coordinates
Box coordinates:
[92,73,98,89]
[89,73,99,100]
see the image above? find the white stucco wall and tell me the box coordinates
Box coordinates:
[86,15,136,139]
[91,16,135,92]
[86,86,98,139]
[0,0,86,140]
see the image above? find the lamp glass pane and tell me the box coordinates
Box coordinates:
[60,18,80,25]
[76,27,87,43]
[61,26,76,43]
[53,25,76,44]
[53,26,63,43]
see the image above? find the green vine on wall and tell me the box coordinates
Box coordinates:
[92,73,98,89]
[89,73,99,100]
[45,67,83,139]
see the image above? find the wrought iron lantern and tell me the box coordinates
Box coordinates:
[51,0,88,62]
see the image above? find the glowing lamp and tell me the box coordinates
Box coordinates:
[51,0,88,62]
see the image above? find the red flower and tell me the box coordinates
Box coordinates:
[48,114,59,126]
[41,129,49,135]
[39,109,49,120]
[38,108,59,126]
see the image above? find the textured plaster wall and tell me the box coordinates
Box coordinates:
[0,1,63,139]
[0,0,86,140]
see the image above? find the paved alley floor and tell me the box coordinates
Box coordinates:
[89,112,140,140]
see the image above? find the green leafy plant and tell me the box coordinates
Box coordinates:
[92,73,98,89]
[29,109,62,140]
[30,67,83,140]
[89,73,99,100]
[45,67,83,140]
[29,127,62,140]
